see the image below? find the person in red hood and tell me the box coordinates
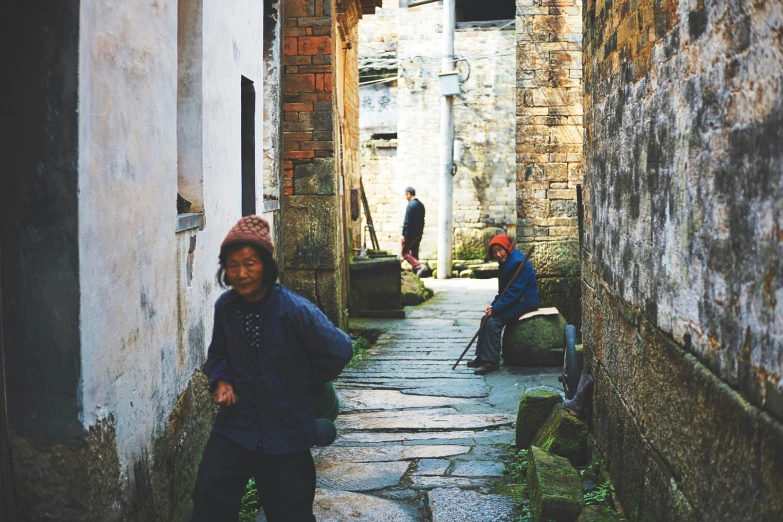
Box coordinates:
[468,234,539,375]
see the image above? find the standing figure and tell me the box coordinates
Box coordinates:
[400,187,426,276]
[192,216,353,522]
[468,234,539,375]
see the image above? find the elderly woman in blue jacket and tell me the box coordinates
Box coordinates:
[192,216,353,522]
[467,234,539,375]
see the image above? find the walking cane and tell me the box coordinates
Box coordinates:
[452,245,535,370]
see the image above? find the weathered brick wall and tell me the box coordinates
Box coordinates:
[516,0,583,327]
[359,3,517,260]
[281,0,377,325]
[583,0,783,519]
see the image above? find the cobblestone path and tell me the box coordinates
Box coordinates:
[306,279,563,521]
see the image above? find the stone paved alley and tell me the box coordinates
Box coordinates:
[300,279,560,521]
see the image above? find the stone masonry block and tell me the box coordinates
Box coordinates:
[516,389,563,449]
[531,240,580,277]
[315,268,342,326]
[527,446,584,522]
[547,188,576,200]
[283,196,338,270]
[519,197,551,218]
[294,157,335,195]
[543,163,568,181]
[550,125,583,144]
[530,87,581,107]
[283,269,318,304]
[532,404,588,466]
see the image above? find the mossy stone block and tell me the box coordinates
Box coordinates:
[533,404,588,466]
[502,313,568,366]
[577,505,620,521]
[516,389,563,449]
[527,446,584,522]
[401,271,433,305]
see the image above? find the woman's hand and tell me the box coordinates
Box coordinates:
[485,305,493,317]
[213,381,237,407]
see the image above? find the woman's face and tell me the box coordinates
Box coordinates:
[226,247,266,302]
[490,244,508,263]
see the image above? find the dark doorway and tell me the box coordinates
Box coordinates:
[456,0,515,22]
[241,77,256,216]
[0,269,16,520]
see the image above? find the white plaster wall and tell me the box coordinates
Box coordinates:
[78,0,266,477]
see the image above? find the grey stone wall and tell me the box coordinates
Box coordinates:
[515,0,584,329]
[583,0,783,518]
[359,3,517,259]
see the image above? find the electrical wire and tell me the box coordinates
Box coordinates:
[358,76,399,86]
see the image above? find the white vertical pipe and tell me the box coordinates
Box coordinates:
[437,0,455,279]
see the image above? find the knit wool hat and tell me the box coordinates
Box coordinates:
[220,215,274,257]
[488,234,515,254]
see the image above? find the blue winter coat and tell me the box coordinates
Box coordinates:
[490,248,539,323]
[202,284,353,453]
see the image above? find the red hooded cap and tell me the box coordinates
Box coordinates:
[488,234,514,254]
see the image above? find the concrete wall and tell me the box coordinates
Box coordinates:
[583,0,783,519]
[359,3,517,260]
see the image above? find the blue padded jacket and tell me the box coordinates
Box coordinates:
[490,248,540,323]
[202,284,352,453]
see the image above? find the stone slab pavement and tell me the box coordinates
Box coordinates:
[260,278,562,521]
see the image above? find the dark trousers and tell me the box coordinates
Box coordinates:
[476,316,505,365]
[401,235,422,269]
[192,433,316,522]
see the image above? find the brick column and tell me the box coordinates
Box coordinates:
[281,0,344,325]
[515,0,583,329]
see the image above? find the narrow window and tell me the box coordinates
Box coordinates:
[177,0,204,215]
[241,77,256,216]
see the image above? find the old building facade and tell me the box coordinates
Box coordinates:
[359,1,518,261]
[357,0,584,326]
[1,1,272,519]
[582,0,783,519]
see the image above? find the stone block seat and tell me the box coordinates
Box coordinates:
[502,308,567,366]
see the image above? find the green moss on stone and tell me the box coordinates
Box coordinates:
[401,271,433,305]
[516,389,563,449]
[502,314,568,366]
[532,405,588,466]
[527,446,584,522]
[577,505,621,522]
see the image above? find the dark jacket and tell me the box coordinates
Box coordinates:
[402,198,425,238]
[202,284,353,453]
[491,248,539,323]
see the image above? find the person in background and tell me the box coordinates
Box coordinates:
[192,216,353,522]
[468,234,539,375]
[400,187,426,277]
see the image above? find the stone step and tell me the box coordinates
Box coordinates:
[527,446,585,522]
